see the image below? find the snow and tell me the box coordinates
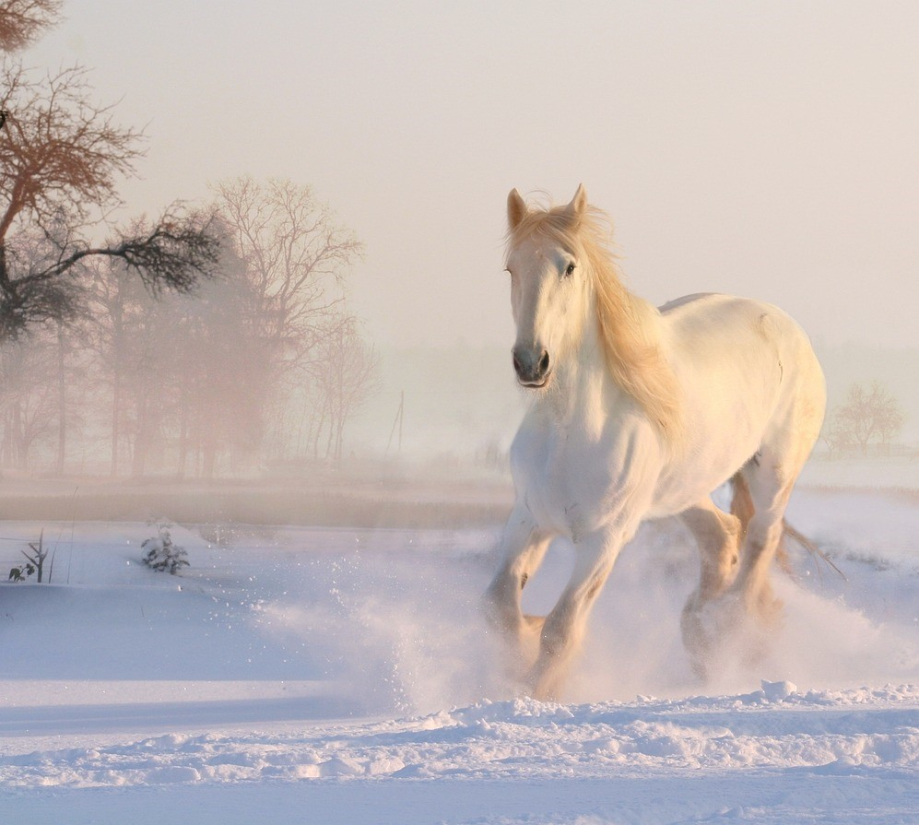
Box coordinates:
[2,486,919,823]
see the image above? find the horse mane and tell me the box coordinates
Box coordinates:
[508,201,683,445]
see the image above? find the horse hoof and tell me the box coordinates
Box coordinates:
[680,590,757,679]
[680,606,712,681]
[757,595,784,626]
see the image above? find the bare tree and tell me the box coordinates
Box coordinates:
[827,381,905,458]
[213,177,364,458]
[0,61,219,340]
[169,268,268,478]
[0,0,60,52]
[85,237,271,479]
[84,258,143,474]
[86,257,182,477]
[54,318,69,473]
[310,315,380,461]
[213,177,362,359]
[875,388,906,449]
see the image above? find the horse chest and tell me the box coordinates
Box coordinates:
[511,418,621,539]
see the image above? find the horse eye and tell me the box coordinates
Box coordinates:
[564,263,576,277]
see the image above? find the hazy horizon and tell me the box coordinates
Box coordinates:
[24,0,919,352]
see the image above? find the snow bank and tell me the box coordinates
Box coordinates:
[3,685,919,790]
[2,487,919,823]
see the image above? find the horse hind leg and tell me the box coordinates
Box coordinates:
[691,374,821,677]
[679,496,742,678]
[681,465,793,679]
[734,468,798,576]
[733,342,825,619]
[730,455,795,626]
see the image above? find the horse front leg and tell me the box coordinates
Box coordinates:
[529,526,626,701]
[484,508,553,676]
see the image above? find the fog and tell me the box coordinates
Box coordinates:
[6,1,919,473]
[28,1,919,352]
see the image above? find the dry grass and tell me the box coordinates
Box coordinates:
[0,475,513,529]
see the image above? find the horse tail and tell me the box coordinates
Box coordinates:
[782,519,847,580]
[730,472,844,580]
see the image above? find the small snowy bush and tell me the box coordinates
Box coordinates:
[141,521,189,575]
[8,530,51,583]
[8,563,35,582]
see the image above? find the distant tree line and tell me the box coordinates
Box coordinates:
[0,178,380,476]
[0,2,379,477]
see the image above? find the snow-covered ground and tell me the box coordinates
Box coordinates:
[2,485,919,823]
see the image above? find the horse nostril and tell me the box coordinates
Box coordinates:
[512,352,523,375]
[538,351,550,376]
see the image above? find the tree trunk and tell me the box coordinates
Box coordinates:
[12,401,24,470]
[202,440,216,479]
[111,369,121,476]
[1,409,11,468]
[55,323,66,475]
[334,422,344,462]
[177,385,189,479]
[110,306,124,477]
[132,395,148,478]
[324,397,335,460]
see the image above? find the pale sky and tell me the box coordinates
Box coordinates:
[27,0,919,349]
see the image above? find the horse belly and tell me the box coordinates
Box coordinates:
[648,434,757,518]
[651,381,781,515]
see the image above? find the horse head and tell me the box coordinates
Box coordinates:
[505,185,594,390]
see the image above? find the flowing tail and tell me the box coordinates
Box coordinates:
[730,473,845,580]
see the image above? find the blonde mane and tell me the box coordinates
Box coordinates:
[508,202,683,444]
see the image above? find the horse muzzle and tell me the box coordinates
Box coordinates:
[513,346,551,388]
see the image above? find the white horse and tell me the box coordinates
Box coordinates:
[485,185,826,700]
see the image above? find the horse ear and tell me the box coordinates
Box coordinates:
[507,188,528,230]
[567,184,588,219]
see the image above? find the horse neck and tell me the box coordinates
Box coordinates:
[538,294,618,424]
[539,281,668,431]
